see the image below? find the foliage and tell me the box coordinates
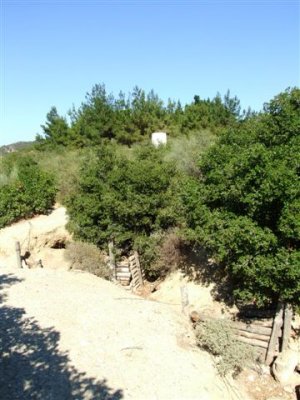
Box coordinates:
[65,241,110,279]
[133,233,163,279]
[182,87,300,306]
[195,318,257,377]
[36,106,73,148]
[37,84,242,148]
[35,147,86,204]
[0,155,56,228]
[134,229,184,280]
[164,130,216,175]
[66,144,179,254]
[180,92,238,135]
[25,83,300,308]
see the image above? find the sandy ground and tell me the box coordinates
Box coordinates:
[0,206,71,270]
[0,208,254,400]
[0,265,252,400]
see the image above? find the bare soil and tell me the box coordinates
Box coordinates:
[0,208,297,400]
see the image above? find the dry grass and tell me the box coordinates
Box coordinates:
[195,318,257,377]
[65,241,110,279]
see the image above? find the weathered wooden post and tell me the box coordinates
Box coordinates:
[281,303,293,353]
[133,251,143,288]
[15,241,22,269]
[180,285,189,314]
[265,303,284,365]
[272,303,299,383]
[108,240,116,280]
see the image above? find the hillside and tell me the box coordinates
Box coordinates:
[0,141,34,156]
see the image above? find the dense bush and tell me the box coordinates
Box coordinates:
[66,144,179,253]
[183,88,300,306]
[0,156,56,228]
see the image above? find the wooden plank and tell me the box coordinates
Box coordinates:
[117,261,129,266]
[116,267,131,273]
[15,241,22,269]
[133,251,144,287]
[238,308,276,318]
[237,319,273,328]
[253,320,273,328]
[236,335,269,349]
[235,330,270,343]
[281,303,293,353]
[131,270,140,278]
[116,272,132,278]
[265,303,284,365]
[117,277,131,282]
[232,322,272,336]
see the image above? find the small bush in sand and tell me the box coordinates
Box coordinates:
[195,318,257,377]
[135,229,184,280]
[65,241,110,280]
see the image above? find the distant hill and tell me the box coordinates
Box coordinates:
[0,141,35,156]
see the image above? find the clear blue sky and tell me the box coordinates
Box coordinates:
[1,0,299,146]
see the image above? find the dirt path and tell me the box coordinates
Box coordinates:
[0,209,251,400]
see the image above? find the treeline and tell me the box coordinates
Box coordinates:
[36,84,246,148]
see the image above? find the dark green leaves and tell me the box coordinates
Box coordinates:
[66,144,178,249]
[182,88,300,306]
[0,156,56,228]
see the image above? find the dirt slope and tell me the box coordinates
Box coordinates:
[0,266,253,400]
[0,209,251,400]
[0,206,71,270]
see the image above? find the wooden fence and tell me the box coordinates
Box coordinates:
[233,303,293,365]
[113,251,144,291]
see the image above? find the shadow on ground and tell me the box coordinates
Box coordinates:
[181,245,235,306]
[0,273,123,400]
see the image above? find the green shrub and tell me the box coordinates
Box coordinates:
[183,88,300,306]
[195,318,257,377]
[65,241,110,279]
[134,229,184,280]
[66,144,179,250]
[0,156,56,228]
